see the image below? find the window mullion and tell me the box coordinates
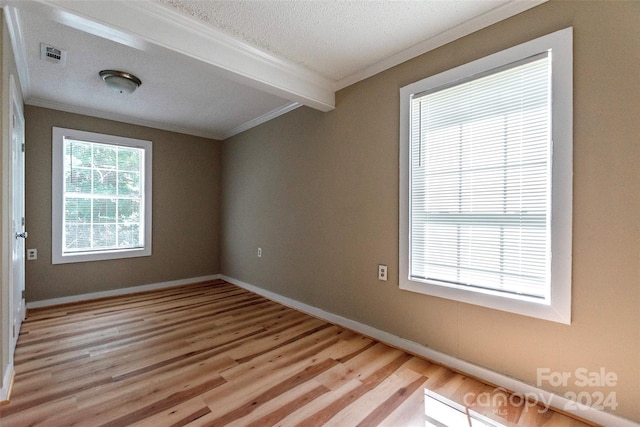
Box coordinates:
[90,143,95,251]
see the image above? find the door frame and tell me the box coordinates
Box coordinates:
[9,73,25,358]
[0,72,25,402]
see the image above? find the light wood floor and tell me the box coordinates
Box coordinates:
[1,279,594,426]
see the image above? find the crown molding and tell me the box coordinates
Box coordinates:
[23,0,550,140]
[35,0,335,112]
[335,0,548,90]
[2,5,31,98]
[26,97,304,142]
[26,97,226,141]
[222,102,302,140]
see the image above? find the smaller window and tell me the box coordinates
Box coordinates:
[52,127,152,264]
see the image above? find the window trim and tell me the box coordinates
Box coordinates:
[399,28,572,324]
[52,127,152,264]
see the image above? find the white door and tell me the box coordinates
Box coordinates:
[10,75,26,355]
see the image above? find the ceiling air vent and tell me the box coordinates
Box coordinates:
[40,43,67,66]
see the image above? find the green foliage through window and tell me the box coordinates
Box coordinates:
[63,139,144,252]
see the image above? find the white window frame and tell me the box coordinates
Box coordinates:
[52,127,152,264]
[399,28,572,324]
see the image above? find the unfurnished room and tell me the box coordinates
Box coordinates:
[0,1,638,426]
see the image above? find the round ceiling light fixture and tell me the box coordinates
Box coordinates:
[99,70,142,94]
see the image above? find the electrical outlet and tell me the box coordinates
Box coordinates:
[27,248,37,260]
[258,247,262,258]
[378,264,388,281]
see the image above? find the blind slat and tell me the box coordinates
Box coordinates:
[409,54,551,298]
[63,139,145,253]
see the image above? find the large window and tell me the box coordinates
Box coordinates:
[399,28,572,323]
[52,127,152,264]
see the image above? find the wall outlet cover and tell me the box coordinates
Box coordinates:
[378,264,388,281]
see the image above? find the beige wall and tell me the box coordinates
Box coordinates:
[221,1,640,421]
[25,106,222,302]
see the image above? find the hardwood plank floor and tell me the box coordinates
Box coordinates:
[0,279,595,426]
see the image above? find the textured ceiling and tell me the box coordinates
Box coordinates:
[14,1,293,139]
[156,0,507,82]
[3,0,545,140]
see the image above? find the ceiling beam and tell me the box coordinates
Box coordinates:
[36,0,336,112]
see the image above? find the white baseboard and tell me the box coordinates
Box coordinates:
[0,363,14,403]
[222,275,639,427]
[26,274,222,309]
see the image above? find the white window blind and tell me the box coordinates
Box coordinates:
[409,53,551,299]
[52,127,152,264]
[63,139,145,253]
